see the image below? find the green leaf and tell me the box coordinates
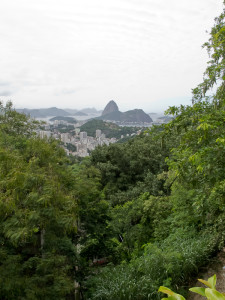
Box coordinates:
[158,286,175,296]
[158,287,185,300]
[162,296,183,300]
[189,287,206,297]
[208,274,217,289]
[205,288,225,300]
[33,227,39,233]
[198,279,212,288]
[173,294,186,300]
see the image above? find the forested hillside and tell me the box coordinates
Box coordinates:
[80,119,140,139]
[0,4,225,300]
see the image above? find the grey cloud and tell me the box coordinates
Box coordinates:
[0,90,13,96]
[0,81,15,96]
[50,4,159,41]
[54,88,77,96]
[54,84,95,96]
[60,88,76,95]
[0,0,222,112]
[0,81,11,87]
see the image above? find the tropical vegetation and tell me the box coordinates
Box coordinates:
[0,3,225,299]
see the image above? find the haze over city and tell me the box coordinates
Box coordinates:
[0,0,223,113]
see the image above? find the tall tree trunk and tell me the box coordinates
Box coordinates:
[41,228,45,258]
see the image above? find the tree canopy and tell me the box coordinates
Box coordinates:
[0,102,78,299]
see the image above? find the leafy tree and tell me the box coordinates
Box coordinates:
[70,161,110,260]
[0,102,78,299]
[91,128,171,203]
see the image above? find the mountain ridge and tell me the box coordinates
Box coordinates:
[16,101,153,122]
[16,107,70,118]
[99,101,152,123]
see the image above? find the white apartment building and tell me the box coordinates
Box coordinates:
[80,131,87,140]
[39,130,52,139]
[96,129,102,138]
[61,133,70,143]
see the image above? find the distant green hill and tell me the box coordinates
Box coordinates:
[123,109,152,122]
[80,119,140,139]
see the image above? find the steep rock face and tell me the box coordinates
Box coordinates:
[99,111,124,121]
[102,100,119,116]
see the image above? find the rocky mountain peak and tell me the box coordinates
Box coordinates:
[102,100,119,116]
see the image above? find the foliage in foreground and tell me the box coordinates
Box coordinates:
[85,228,216,299]
[159,274,225,300]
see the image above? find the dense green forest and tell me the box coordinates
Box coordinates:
[0,4,225,300]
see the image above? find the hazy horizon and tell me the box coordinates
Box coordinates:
[15,101,167,115]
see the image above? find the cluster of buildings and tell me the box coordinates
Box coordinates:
[38,120,117,157]
[62,129,117,157]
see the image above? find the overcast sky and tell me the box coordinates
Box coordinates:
[0,0,223,113]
